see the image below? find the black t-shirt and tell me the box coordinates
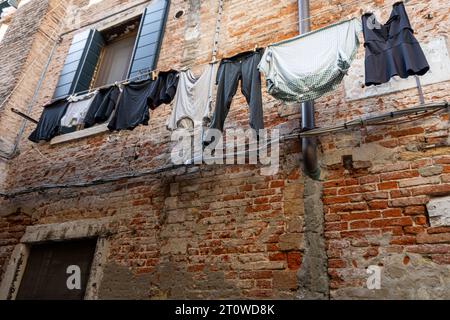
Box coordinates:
[107,79,155,131]
[149,70,179,110]
[84,85,121,128]
[108,70,179,131]
[29,98,69,143]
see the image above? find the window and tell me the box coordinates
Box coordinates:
[15,239,97,300]
[44,0,170,143]
[53,0,170,100]
[91,18,140,88]
[92,33,137,87]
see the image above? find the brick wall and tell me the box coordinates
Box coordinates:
[0,0,66,155]
[309,0,450,299]
[0,0,449,299]
[0,0,307,299]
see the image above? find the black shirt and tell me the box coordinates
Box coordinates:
[149,70,179,110]
[108,80,153,131]
[362,1,430,86]
[84,85,121,128]
[108,70,179,131]
[29,98,69,143]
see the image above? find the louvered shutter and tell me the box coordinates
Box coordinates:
[127,0,170,79]
[53,29,104,99]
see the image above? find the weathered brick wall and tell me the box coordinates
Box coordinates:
[0,0,307,299]
[0,0,66,155]
[309,0,450,299]
[0,209,32,281]
[0,0,49,105]
[0,0,449,299]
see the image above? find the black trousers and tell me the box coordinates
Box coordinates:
[209,50,264,131]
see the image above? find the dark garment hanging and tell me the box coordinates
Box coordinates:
[108,70,179,132]
[107,79,153,131]
[28,98,69,143]
[362,1,430,86]
[209,49,264,132]
[84,85,121,128]
[150,69,179,110]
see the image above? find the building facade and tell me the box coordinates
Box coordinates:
[0,0,449,299]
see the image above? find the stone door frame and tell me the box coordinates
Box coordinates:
[0,217,114,300]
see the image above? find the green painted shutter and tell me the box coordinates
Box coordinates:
[53,29,104,99]
[128,0,170,79]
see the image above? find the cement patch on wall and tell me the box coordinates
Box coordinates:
[99,261,242,300]
[331,234,450,300]
[426,196,450,227]
[332,253,450,299]
[0,159,7,191]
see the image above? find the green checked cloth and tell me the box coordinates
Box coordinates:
[258,18,361,103]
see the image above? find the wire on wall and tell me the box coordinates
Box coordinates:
[1,101,448,199]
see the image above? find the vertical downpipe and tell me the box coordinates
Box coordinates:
[298,0,320,179]
[296,0,329,300]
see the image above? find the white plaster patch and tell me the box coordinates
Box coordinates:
[426,196,450,227]
[17,0,32,8]
[0,158,7,191]
[88,0,104,6]
[0,23,8,42]
[344,37,450,101]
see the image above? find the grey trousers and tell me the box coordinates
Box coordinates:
[209,50,264,131]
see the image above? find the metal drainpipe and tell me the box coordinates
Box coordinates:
[298,0,320,180]
[0,34,60,160]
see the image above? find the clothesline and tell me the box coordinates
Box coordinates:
[27,0,430,144]
[48,0,419,103]
[243,0,416,44]
[2,100,447,199]
[69,69,155,99]
[290,0,414,26]
[3,0,417,113]
[32,0,417,106]
[69,61,221,100]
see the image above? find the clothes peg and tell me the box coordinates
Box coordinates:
[151,70,158,81]
[254,44,258,52]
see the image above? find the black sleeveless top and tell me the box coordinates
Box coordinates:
[362,1,429,86]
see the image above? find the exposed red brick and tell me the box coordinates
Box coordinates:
[380,170,419,182]
[378,181,398,190]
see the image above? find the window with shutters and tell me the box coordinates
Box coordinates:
[90,18,140,88]
[47,0,170,144]
[53,0,169,100]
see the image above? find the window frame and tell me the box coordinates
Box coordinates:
[90,25,139,89]
[0,218,113,300]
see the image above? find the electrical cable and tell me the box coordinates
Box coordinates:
[1,101,448,199]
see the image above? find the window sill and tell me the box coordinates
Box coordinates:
[50,123,109,145]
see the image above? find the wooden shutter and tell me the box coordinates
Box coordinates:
[127,0,170,79]
[53,29,104,99]
[16,239,97,300]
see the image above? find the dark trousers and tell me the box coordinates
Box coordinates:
[209,50,264,131]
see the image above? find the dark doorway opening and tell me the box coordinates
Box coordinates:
[16,238,97,300]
